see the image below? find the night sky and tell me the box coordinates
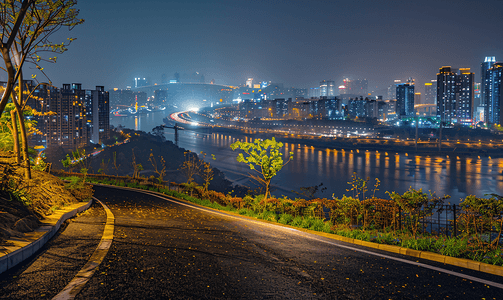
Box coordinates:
[11,0,503,93]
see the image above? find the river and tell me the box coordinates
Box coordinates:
[111,111,503,203]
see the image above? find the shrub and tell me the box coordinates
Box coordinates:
[278,213,294,225]
[309,218,325,232]
[300,217,315,229]
[291,216,303,227]
[245,210,258,218]
[258,210,277,222]
[332,195,362,226]
[458,195,503,249]
[228,197,244,209]
[242,195,255,210]
[387,188,448,237]
[322,222,334,233]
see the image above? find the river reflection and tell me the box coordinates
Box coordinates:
[111,113,503,203]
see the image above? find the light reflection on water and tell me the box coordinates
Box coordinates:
[111,113,503,203]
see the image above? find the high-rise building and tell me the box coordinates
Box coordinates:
[484,62,503,125]
[44,83,89,150]
[424,81,437,105]
[436,66,474,124]
[86,86,110,145]
[320,80,335,97]
[109,88,147,108]
[473,83,482,122]
[134,78,148,88]
[246,78,253,88]
[396,83,415,117]
[308,87,321,98]
[414,93,422,105]
[457,68,474,123]
[481,57,496,113]
[437,67,458,124]
[341,78,368,96]
[386,80,402,100]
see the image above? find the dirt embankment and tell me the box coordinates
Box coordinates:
[0,151,92,245]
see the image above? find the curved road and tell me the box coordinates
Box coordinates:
[2,185,503,299]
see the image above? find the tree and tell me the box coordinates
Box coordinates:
[0,102,43,160]
[112,151,120,176]
[98,158,110,175]
[178,151,200,184]
[199,152,215,192]
[0,0,83,116]
[61,148,91,182]
[0,0,32,116]
[230,137,293,199]
[1,1,83,179]
[149,152,166,183]
[131,149,143,179]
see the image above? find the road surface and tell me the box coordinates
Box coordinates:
[1,185,502,299]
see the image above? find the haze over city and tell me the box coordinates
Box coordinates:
[5,0,503,93]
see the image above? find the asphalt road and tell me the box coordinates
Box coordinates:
[2,185,503,299]
[0,201,106,299]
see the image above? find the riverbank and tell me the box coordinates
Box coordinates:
[185,124,503,158]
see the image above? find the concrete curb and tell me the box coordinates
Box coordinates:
[91,183,503,278]
[0,200,93,275]
[53,197,114,300]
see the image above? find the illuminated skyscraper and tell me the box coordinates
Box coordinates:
[134,78,148,88]
[424,80,436,105]
[436,66,474,124]
[437,67,458,124]
[308,87,321,98]
[396,83,415,117]
[414,92,421,105]
[484,62,503,125]
[481,57,496,112]
[86,86,110,145]
[457,68,474,122]
[246,78,253,88]
[320,80,335,96]
[342,78,368,96]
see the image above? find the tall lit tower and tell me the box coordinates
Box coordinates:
[481,56,496,112]
[436,66,474,124]
[245,78,253,88]
[320,80,335,96]
[396,83,415,117]
[437,67,458,123]
[457,68,474,123]
[485,62,503,125]
[424,80,437,105]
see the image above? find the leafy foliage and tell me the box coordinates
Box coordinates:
[230,137,293,199]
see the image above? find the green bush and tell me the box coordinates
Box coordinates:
[259,210,277,222]
[278,213,293,225]
[309,218,326,232]
[322,222,334,233]
[300,217,315,229]
[291,216,303,227]
[375,232,397,245]
[245,210,258,218]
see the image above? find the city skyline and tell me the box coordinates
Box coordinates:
[1,0,501,92]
